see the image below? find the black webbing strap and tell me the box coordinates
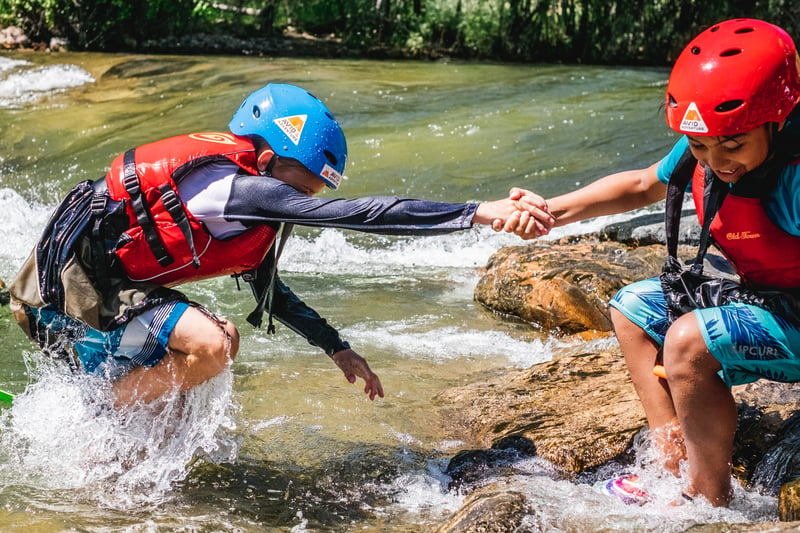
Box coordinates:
[246,223,294,331]
[89,178,111,287]
[158,182,200,269]
[664,147,697,260]
[121,148,173,267]
[664,147,729,269]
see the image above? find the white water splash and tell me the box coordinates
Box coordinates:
[344,320,552,366]
[0,188,50,273]
[342,318,620,368]
[0,57,94,109]
[0,353,240,510]
[380,432,779,531]
[381,459,465,523]
[282,226,519,276]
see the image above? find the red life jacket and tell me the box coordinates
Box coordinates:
[692,162,800,289]
[105,132,277,286]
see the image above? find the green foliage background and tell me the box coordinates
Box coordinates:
[0,0,798,64]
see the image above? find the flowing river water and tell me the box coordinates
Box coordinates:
[0,51,785,531]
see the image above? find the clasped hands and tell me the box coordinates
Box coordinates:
[476,187,554,240]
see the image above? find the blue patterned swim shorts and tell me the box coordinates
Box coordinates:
[609,277,800,387]
[31,301,189,377]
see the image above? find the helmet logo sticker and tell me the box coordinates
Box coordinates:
[189,132,238,145]
[321,164,343,188]
[680,102,708,133]
[273,114,307,145]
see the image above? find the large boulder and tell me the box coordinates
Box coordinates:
[474,239,670,334]
[436,349,645,474]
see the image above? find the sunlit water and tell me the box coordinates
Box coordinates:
[0,51,788,531]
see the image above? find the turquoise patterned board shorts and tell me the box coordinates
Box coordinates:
[31,301,189,378]
[609,277,800,387]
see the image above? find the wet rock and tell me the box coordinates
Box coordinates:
[743,405,800,520]
[473,211,706,335]
[733,382,800,488]
[601,209,700,246]
[436,350,646,474]
[437,354,800,485]
[445,436,537,490]
[780,478,800,522]
[434,481,529,533]
[475,208,734,335]
[474,239,668,334]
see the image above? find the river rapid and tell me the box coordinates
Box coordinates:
[0,51,782,531]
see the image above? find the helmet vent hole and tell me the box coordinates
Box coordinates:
[720,48,742,57]
[710,25,720,32]
[667,94,678,107]
[325,112,334,120]
[252,105,261,119]
[715,100,744,113]
[734,27,755,34]
[691,46,701,55]
[324,150,338,166]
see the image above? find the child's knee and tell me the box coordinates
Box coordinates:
[220,319,240,360]
[173,307,240,373]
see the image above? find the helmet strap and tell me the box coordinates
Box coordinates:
[257,149,279,176]
[265,154,279,176]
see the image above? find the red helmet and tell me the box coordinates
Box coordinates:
[665,19,800,136]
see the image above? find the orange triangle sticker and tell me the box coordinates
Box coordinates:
[273,114,307,145]
[679,102,708,134]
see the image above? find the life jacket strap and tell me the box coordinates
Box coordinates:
[664,147,729,266]
[157,183,200,269]
[121,148,173,267]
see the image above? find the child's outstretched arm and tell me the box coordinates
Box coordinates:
[514,162,665,231]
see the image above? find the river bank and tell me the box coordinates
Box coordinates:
[0,24,451,60]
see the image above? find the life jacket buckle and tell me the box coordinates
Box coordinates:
[122,171,140,196]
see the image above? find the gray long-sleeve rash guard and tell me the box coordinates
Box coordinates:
[226,174,478,234]
[182,166,481,357]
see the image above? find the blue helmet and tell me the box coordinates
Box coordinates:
[229,83,347,189]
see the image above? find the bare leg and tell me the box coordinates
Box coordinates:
[610,307,686,475]
[662,313,736,506]
[112,306,240,409]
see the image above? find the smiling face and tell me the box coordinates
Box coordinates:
[686,124,777,184]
